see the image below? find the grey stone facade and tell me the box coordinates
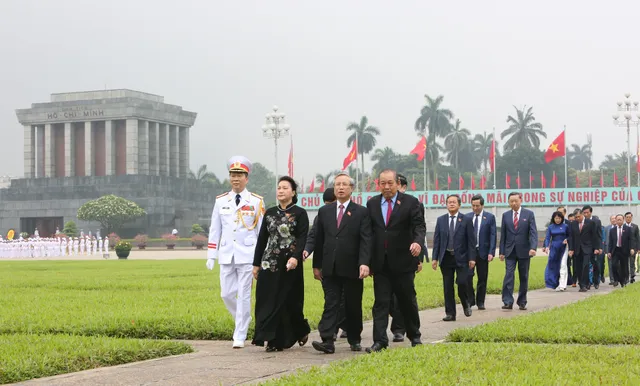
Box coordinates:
[0,176,217,238]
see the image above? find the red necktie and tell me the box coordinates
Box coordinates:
[385,199,393,226]
[513,211,518,229]
[618,227,622,247]
[579,222,583,232]
[337,204,345,228]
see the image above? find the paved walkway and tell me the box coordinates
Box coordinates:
[15,283,614,386]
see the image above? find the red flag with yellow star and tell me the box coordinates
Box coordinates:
[544,131,565,163]
[342,141,357,170]
[410,136,427,161]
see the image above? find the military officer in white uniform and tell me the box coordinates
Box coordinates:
[207,155,265,348]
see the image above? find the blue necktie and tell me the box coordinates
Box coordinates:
[474,214,479,241]
[235,194,241,206]
[448,215,455,250]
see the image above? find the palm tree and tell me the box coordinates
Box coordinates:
[472,132,496,173]
[370,147,398,175]
[600,152,637,169]
[568,143,593,170]
[414,94,454,188]
[346,116,381,188]
[444,119,471,170]
[188,164,220,187]
[501,106,546,151]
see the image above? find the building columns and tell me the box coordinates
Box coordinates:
[179,127,189,178]
[169,125,179,177]
[64,122,75,177]
[23,125,34,178]
[158,123,169,176]
[148,122,159,176]
[105,120,115,175]
[138,120,149,175]
[125,119,139,174]
[84,121,94,176]
[44,124,55,177]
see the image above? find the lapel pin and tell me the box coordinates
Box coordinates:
[397,200,401,205]
[483,216,486,220]
[347,211,352,216]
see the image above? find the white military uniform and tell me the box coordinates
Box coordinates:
[207,155,265,348]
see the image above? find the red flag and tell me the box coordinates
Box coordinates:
[588,174,592,187]
[471,175,476,190]
[541,171,547,188]
[544,131,566,163]
[287,139,294,177]
[459,175,464,189]
[435,178,439,190]
[505,173,511,189]
[366,177,371,192]
[342,141,357,170]
[551,171,557,188]
[489,139,496,172]
[600,170,604,187]
[308,179,315,193]
[516,174,521,189]
[319,178,325,192]
[614,171,619,187]
[529,172,534,184]
[575,174,580,188]
[624,175,629,186]
[411,176,416,191]
[410,136,427,161]
[374,178,380,191]
[447,174,452,189]
[480,175,486,189]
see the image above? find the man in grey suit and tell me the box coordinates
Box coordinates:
[499,192,538,310]
[624,212,640,283]
[605,215,617,285]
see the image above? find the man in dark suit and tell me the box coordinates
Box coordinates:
[568,209,601,292]
[624,212,640,283]
[311,173,372,354]
[499,192,538,310]
[303,188,347,340]
[366,169,426,353]
[387,174,428,342]
[608,214,634,287]
[604,215,617,286]
[432,194,476,321]
[465,194,496,310]
[582,205,604,286]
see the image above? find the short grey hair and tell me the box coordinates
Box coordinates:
[333,173,355,186]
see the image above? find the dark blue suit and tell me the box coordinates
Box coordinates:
[499,207,538,307]
[465,211,497,307]
[432,212,476,317]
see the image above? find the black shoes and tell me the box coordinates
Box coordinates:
[464,307,472,317]
[350,343,362,352]
[518,304,527,310]
[579,288,587,292]
[312,341,335,354]
[502,304,513,310]
[266,346,283,352]
[410,338,422,347]
[392,333,405,342]
[339,330,348,339]
[366,342,387,353]
[477,304,486,310]
[442,314,456,321]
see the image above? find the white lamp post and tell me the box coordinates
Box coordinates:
[262,106,290,192]
[612,93,639,212]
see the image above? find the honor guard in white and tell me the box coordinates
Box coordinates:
[207,155,265,349]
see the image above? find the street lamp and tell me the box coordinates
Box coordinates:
[612,93,639,212]
[262,105,290,192]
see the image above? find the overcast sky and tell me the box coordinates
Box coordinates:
[1,0,638,183]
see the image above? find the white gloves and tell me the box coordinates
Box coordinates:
[206,258,216,270]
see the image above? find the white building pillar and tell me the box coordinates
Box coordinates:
[104,120,115,175]
[138,120,149,175]
[84,121,94,176]
[64,122,75,177]
[23,125,34,178]
[169,125,179,177]
[148,122,159,175]
[44,123,55,177]
[159,123,169,176]
[125,119,139,174]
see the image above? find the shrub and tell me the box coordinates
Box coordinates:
[19,232,29,239]
[62,221,78,237]
[77,195,146,234]
[191,234,207,249]
[191,224,205,234]
[134,234,148,247]
[114,241,132,253]
[108,233,121,250]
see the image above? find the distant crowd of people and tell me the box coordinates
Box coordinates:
[0,229,109,258]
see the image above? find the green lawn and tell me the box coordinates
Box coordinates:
[448,283,640,344]
[0,334,192,385]
[0,258,547,340]
[270,343,640,385]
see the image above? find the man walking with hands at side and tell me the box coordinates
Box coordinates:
[465,194,496,310]
[499,192,538,310]
[432,194,476,321]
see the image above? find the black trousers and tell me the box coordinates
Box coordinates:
[467,252,489,306]
[440,251,469,317]
[388,292,418,336]
[334,291,348,334]
[317,275,363,345]
[575,251,595,289]
[612,249,629,285]
[372,269,421,346]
